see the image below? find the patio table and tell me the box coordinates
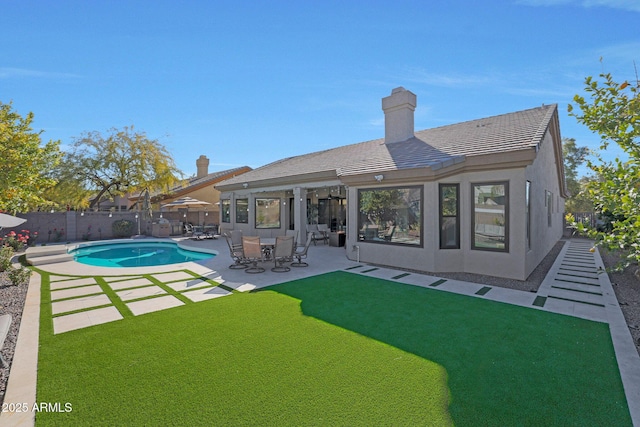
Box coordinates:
[260,238,276,260]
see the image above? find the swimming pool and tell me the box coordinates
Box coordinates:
[69,241,216,267]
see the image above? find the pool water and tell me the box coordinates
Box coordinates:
[70,242,215,267]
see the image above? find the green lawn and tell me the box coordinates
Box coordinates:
[36,271,631,426]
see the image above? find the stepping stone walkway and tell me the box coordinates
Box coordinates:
[48,270,232,334]
[535,239,613,322]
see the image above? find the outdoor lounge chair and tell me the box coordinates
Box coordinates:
[271,235,294,272]
[242,236,265,273]
[224,233,247,269]
[291,232,313,267]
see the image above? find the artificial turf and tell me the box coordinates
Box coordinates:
[35,271,631,426]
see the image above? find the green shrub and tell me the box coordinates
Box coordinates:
[0,246,14,272]
[112,219,135,238]
[8,266,32,286]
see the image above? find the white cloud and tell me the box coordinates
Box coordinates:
[0,67,80,79]
[403,68,495,88]
[516,0,640,12]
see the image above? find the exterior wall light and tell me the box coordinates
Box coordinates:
[374,174,384,182]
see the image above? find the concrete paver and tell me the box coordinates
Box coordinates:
[182,286,232,302]
[116,285,167,301]
[107,277,153,289]
[50,277,97,290]
[126,295,184,316]
[53,307,123,334]
[51,285,103,300]
[165,278,211,292]
[51,294,111,315]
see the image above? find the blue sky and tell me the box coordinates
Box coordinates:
[2,0,638,177]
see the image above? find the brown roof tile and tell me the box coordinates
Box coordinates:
[219,104,557,186]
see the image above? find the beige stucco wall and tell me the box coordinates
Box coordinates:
[345,134,565,280]
[345,168,529,280]
[219,140,565,280]
[524,130,566,277]
[219,181,343,239]
[161,185,220,220]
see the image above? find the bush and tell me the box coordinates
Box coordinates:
[112,219,135,238]
[1,229,37,251]
[8,266,32,286]
[0,246,14,272]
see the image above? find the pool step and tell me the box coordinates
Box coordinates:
[26,245,73,266]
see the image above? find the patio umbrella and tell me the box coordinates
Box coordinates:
[161,197,212,225]
[161,196,212,210]
[0,213,27,231]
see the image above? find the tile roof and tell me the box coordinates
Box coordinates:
[219,104,557,186]
[174,166,251,191]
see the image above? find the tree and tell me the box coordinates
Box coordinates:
[0,101,62,213]
[567,71,640,271]
[59,126,183,209]
[562,137,593,212]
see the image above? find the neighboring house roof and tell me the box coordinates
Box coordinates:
[217,104,565,195]
[130,166,252,202]
[170,166,252,196]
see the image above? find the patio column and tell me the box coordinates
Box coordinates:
[293,187,307,242]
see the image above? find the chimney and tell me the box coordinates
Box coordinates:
[196,155,209,178]
[382,87,416,144]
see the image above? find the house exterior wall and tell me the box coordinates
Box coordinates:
[218,180,343,239]
[524,130,566,278]
[345,140,565,281]
[218,136,564,281]
[346,168,529,280]
[161,185,220,220]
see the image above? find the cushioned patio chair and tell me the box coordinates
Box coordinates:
[242,236,265,273]
[291,232,313,267]
[271,235,295,272]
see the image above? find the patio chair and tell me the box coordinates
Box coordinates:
[224,234,248,269]
[271,235,295,272]
[309,224,329,245]
[242,236,265,273]
[291,232,313,267]
[285,229,298,246]
[230,230,243,247]
[316,224,330,245]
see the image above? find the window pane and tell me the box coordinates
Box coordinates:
[439,184,459,249]
[473,183,508,251]
[235,199,248,223]
[255,198,281,229]
[221,199,231,223]
[358,187,422,246]
[441,217,458,248]
[441,185,457,216]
